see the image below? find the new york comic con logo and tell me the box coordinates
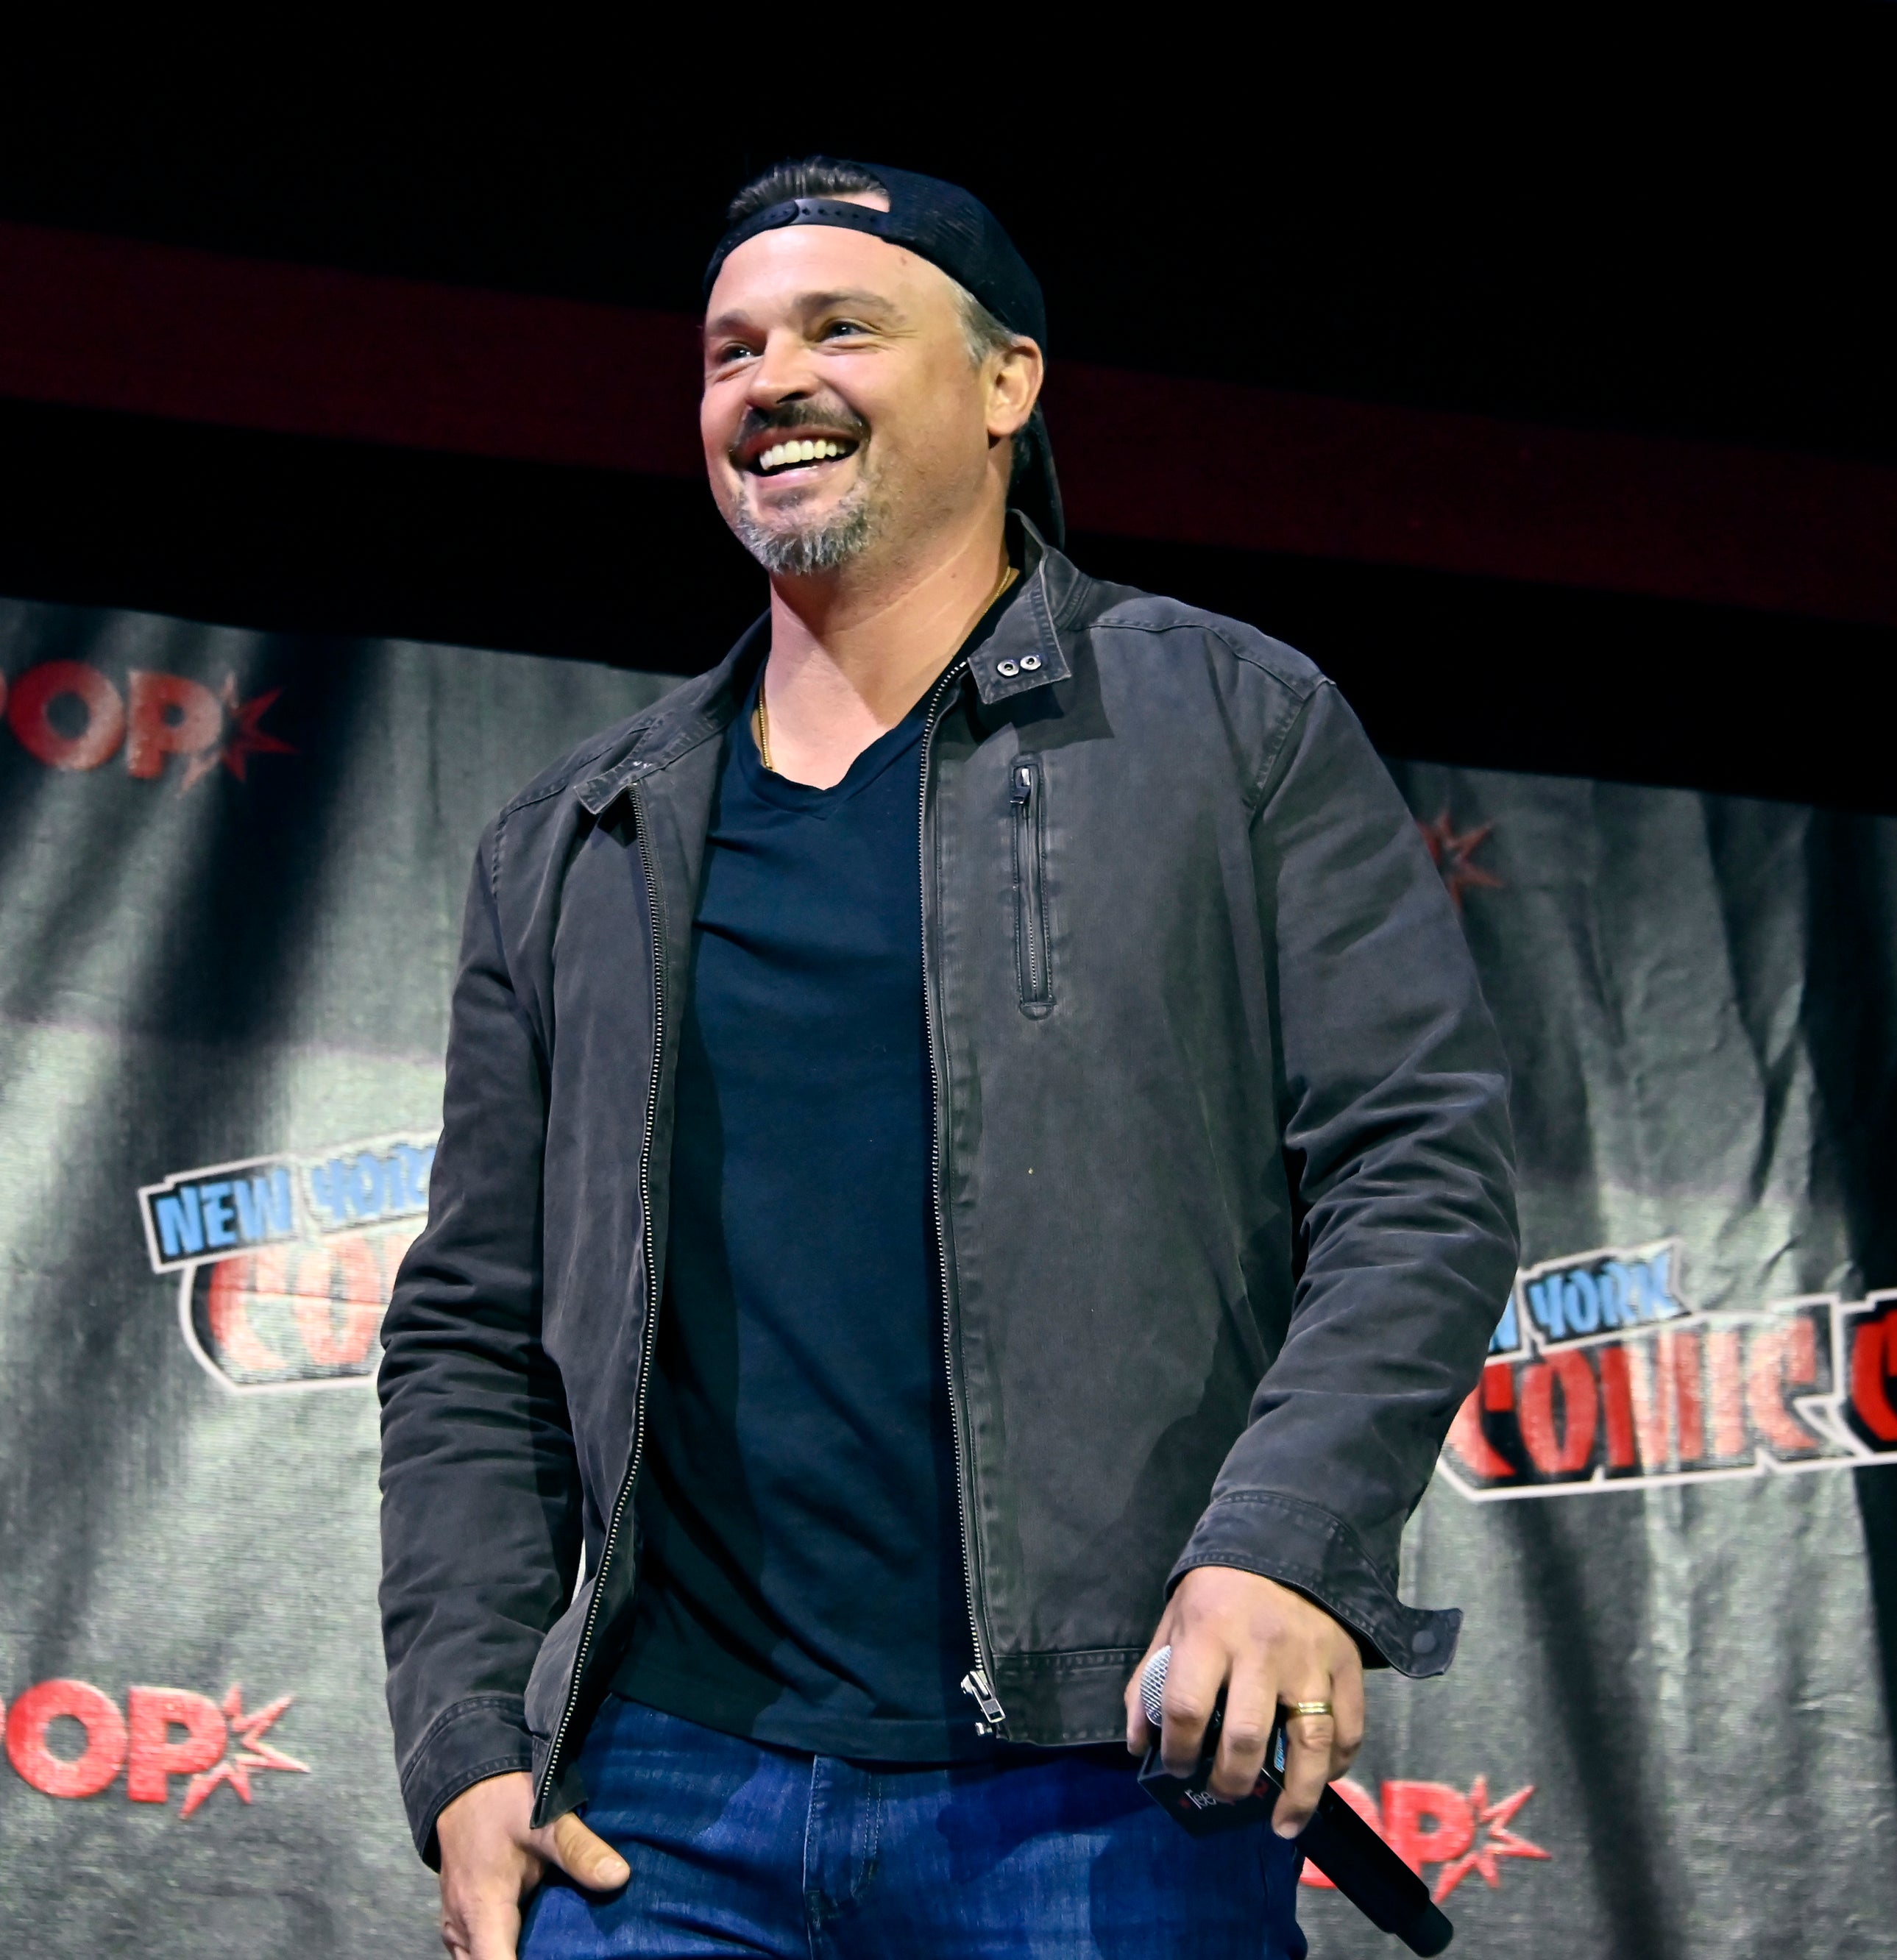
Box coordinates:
[2,1678,306,1819]
[2,658,292,788]
[1303,1775,1548,1907]
[137,1132,436,1389]
[1442,1238,1897,1496]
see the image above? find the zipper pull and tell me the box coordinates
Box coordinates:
[1010,764,1032,806]
[960,1666,1009,1735]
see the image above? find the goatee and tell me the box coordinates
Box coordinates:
[730,481,881,576]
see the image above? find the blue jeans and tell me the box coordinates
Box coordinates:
[521,1696,1305,1959]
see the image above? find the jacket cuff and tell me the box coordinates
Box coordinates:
[397,1694,535,1868]
[1169,1491,1459,1678]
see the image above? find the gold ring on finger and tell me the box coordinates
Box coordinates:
[1287,1700,1333,1719]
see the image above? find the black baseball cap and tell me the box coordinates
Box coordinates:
[705,162,1064,549]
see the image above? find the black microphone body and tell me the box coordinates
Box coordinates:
[1135,1647,1453,1956]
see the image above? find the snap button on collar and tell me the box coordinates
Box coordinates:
[1020,654,1043,672]
[996,660,1020,678]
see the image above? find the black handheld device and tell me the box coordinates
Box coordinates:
[1136,1647,1453,1956]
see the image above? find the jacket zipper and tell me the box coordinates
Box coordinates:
[535,781,665,1818]
[919,658,1009,1739]
[1010,758,1051,1007]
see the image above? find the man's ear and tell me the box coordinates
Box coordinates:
[986,338,1045,441]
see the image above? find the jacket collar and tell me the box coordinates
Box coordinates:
[962,512,1074,708]
[576,514,1080,817]
[575,618,765,815]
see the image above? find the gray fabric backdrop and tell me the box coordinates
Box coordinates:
[1,594,1891,1956]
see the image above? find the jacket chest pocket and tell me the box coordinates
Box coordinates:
[1010,758,1054,1014]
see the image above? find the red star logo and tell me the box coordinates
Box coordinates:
[178,1684,310,1817]
[1432,1776,1550,1900]
[1416,811,1503,912]
[179,674,297,790]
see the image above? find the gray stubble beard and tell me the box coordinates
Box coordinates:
[728,477,883,577]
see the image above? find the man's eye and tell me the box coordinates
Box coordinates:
[715,342,756,365]
[822,320,870,340]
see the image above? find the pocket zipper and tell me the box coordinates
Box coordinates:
[1010,759,1052,1009]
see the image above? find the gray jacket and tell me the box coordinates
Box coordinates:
[377,529,1519,1861]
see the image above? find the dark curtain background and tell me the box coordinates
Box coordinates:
[1,593,1891,1957]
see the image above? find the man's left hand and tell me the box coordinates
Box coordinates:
[1124,1566,1365,1836]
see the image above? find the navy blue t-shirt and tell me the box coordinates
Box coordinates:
[614,670,979,1759]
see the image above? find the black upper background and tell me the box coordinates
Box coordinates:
[2,25,1894,805]
[6,23,1897,1794]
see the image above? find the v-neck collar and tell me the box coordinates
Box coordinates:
[733,667,932,817]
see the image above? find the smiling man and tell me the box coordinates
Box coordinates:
[377,160,1519,1960]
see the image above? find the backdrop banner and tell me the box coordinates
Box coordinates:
[1,594,1892,1958]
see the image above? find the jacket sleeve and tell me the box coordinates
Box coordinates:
[1169,678,1519,1676]
[378,836,581,1864]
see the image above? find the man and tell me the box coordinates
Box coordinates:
[379,159,1517,1960]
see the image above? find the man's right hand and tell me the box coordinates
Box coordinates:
[436,1769,629,1960]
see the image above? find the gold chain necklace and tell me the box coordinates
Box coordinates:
[754,561,1019,775]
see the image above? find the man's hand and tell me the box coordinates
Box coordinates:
[1124,1566,1365,1837]
[436,1769,628,1960]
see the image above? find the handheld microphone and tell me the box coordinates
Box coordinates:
[1136,1646,1453,1956]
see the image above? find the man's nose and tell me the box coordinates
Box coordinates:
[745,330,821,408]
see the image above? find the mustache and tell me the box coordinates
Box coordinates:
[730,399,871,455]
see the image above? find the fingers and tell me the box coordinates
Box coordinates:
[1124,1622,1176,1755]
[546,1810,631,1892]
[1270,1700,1336,1838]
[1124,1656,1154,1755]
[464,1902,523,1960]
[1328,1646,1366,1781]
[436,1769,560,1960]
[1207,1658,1274,1801]
[1158,1636,1227,1779]
[1124,1683,1148,1755]
[1135,1569,1373,1822]
[442,1889,522,1960]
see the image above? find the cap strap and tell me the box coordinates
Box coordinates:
[707,198,899,296]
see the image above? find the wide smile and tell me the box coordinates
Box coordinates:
[742,435,860,480]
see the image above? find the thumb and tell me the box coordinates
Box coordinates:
[546,1810,630,1892]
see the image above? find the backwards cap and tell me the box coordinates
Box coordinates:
[705,161,1063,548]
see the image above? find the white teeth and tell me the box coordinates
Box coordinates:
[755,438,849,473]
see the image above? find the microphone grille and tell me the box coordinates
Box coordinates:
[1138,1644,1171,1730]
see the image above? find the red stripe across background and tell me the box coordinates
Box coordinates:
[4,218,1893,630]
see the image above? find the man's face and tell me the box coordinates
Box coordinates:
[702,214,1034,576]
